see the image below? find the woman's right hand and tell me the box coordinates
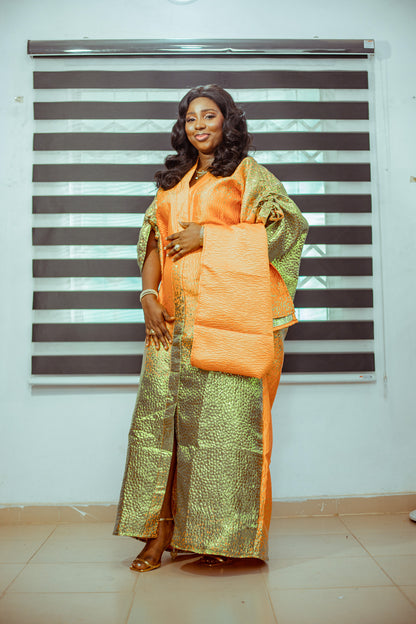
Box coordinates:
[142,295,175,350]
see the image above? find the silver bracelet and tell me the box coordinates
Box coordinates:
[140,288,158,303]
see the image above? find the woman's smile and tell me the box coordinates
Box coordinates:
[195,133,210,141]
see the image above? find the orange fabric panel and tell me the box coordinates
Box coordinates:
[191,223,275,378]
[255,329,285,548]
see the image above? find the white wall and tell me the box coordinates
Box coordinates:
[1,0,415,505]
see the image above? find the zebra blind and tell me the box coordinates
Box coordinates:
[31,53,375,384]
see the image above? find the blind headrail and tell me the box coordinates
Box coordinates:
[27,39,375,57]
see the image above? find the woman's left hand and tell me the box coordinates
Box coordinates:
[165,222,203,261]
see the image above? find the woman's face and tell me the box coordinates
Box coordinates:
[185,97,224,158]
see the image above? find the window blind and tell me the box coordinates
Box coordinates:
[30,52,375,384]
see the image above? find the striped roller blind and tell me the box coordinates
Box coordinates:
[31,53,375,384]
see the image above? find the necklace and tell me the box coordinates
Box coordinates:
[194,168,208,181]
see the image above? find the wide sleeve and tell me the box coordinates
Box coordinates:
[136,196,159,272]
[240,158,309,300]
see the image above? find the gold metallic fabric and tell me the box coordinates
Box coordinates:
[113,157,308,560]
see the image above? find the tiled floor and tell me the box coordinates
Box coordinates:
[0,514,416,623]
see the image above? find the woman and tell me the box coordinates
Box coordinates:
[113,85,308,571]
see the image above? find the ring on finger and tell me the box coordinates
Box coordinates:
[174,244,181,252]
[148,329,155,335]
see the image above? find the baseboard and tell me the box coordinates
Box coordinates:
[1,493,415,524]
[271,493,416,517]
[0,504,117,525]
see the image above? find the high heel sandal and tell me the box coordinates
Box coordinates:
[130,517,177,572]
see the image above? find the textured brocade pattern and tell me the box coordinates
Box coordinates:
[113,157,308,561]
[137,197,158,271]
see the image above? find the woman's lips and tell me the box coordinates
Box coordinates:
[195,134,209,141]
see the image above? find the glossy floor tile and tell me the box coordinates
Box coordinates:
[399,586,416,606]
[264,555,392,589]
[129,582,276,624]
[341,513,416,535]
[270,516,348,535]
[374,555,416,585]
[0,525,56,541]
[0,564,26,593]
[268,532,366,559]
[1,515,416,623]
[0,592,134,624]
[0,539,49,564]
[7,562,137,593]
[269,586,416,624]
[352,531,416,556]
[50,522,116,540]
[30,537,138,563]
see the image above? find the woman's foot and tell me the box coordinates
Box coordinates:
[130,517,174,572]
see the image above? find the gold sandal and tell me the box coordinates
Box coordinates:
[130,517,177,572]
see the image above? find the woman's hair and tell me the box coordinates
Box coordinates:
[155,84,251,190]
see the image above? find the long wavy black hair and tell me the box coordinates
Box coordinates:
[155,84,251,190]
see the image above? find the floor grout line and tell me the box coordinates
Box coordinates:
[124,574,139,624]
[0,524,60,600]
[260,559,279,622]
[395,586,416,612]
[265,590,279,623]
[25,525,60,564]
[0,563,29,600]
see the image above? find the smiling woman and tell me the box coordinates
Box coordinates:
[113,84,309,572]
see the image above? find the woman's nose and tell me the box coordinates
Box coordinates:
[195,117,206,129]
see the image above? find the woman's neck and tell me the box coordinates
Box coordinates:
[197,154,214,170]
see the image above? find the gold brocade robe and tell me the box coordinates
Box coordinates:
[113,157,308,560]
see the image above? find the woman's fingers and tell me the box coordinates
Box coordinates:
[144,301,174,351]
[165,239,178,248]
[166,232,180,242]
[163,310,175,323]
[166,245,185,258]
[165,221,194,256]
[172,249,186,262]
[160,316,174,349]
[165,234,184,256]
[147,328,164,350]
[155,324,169,350]
[164,237,181,257]
[152,334,161,350]
[146,328,159,350]
[146,322,173,351]
[165,229,201,258]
